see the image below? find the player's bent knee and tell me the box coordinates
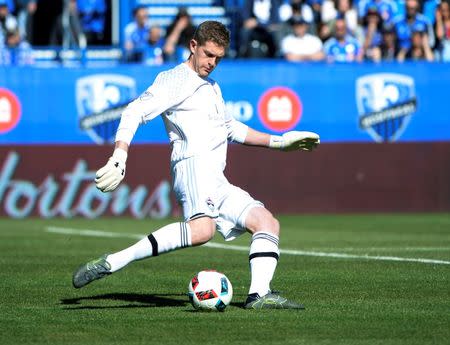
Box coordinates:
[246,207,280,236]
[188,216,216,246]
[271,217,280,235]
[266,216,280,236]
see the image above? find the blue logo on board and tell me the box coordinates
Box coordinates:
[356,73,417,142]
[76,74,136,144]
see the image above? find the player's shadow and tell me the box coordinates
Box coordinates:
[61,292,188,310]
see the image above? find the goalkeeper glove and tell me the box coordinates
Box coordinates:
[95,148,127,192]
[269,131,320,152]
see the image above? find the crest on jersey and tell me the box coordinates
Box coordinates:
[206,197,215,212]
[76,74,136,144]
[356,73,417,142]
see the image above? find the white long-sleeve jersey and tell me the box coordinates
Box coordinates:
[116,63,248,168]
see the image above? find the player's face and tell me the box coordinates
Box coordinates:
[135,8,147,26]
[411,32,422,47]
[335,20,347,40]
[440,2,450,19]
[293,23,308,37]
[188,39,225,78]
[406,0,418,16]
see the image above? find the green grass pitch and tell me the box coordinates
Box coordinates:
[1,214,449,345]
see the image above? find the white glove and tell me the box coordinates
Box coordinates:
[269,131,320,152]
[95,148,127,192]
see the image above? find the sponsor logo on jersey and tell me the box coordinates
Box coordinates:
[258,87,302,132]
[75,74,136,144]
[0,88,21,134]
[139,90,153,102]
[356,73,417,142]
[206,197,215,211]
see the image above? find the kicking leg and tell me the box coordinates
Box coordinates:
[246,207,280,297]
[72,217,215,288]
[244,207,304,310]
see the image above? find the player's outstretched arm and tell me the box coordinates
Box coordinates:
[269,131,320,151]
[95,141,129,192]
[244,128,320,152]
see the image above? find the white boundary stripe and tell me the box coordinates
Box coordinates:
[46,227,144,239]
[205,243,450,265]
[309,247,450,252]
[45,227,450,266]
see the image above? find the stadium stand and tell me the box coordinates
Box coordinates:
[2,0,450,65]
[136,0,230,28]
[134,0,236,56]
[26,0,233,66]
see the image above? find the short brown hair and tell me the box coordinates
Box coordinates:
[193,20,230,49]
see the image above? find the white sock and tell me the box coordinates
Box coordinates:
[106,222,192,272]
[248,232,280,297]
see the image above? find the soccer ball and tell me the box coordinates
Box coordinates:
[188,270,233,311]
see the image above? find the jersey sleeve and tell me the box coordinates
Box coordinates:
[212,82,248,144]
[225,118,249,143]
[123,23,134,44]
[221,93,248,143]
[323,38,333,57]
[116,65,205,144]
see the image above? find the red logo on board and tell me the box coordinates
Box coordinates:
[258,87,302,132]
[0,88,21,133]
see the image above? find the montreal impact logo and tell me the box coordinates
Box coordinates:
[76,74,136,144]
[355,73,417,142]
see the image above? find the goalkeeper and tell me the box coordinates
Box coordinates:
[73,21,320,310]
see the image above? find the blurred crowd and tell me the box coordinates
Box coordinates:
[234,0,449,62]
[0,0,109,65]
[1,0,449,66]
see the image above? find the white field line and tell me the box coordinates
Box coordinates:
[46,226,450,266]
[308,247,450,252]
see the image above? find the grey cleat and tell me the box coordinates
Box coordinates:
[72,254,112,288]
[244,292,305,310]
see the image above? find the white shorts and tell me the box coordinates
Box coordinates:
[172,157,263,241]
